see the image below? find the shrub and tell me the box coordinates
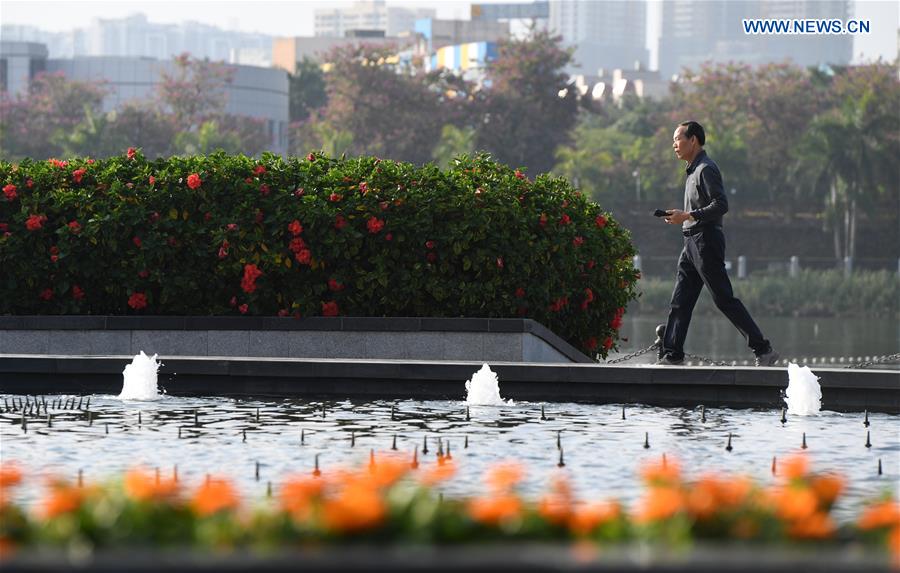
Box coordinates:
[0,151,639,356]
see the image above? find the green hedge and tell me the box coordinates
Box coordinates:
[633,270,899,317]
[0,151,638,356]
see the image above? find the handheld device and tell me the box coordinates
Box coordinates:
[653,209,668,217]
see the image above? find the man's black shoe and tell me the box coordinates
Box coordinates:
[755,348,780,367]
[656,355,685,366]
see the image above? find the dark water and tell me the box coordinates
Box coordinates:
[614,314,899,365]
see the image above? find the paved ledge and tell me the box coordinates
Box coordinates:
[0,544,891,573]
[0,316,590,364]
[0,355,896,412]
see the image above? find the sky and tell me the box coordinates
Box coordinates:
[1,0,898,67]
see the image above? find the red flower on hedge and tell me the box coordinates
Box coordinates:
[367,217,384,234]
[514,169,526,180]
[559,214,571,226]
[595,215,607,228]
[610,307,625,330]
[321,301,339,317]
[3,184,17,201]
[226,223,238,232]
[425,240,435,249]
[295,249,312,265]
[426,252,437,263]
[334,215,347,230]
[187,173,202,189]
[580,288,594,310]
[149,176,156,186]
[39,288,53,301]
[259,184,270,196]
[26,214,47,231]
[584,337,598,351]
[329,192,343,202]
[307,153,316,162]
[515,287,526,298]
[127,147,137,160]
[328,278,344,292]
[539,213,548,228]
[218,240,229,259]
[359,181,368,194]
[238,303,249,314]
[289,237,307,254]
[241,263,263,294]
[573,236,584,247]
[496,257,504,269]
[72,169,86,184]
[138,269,149,278]
[288,220,304,236]
[385,233,393,241]
[253,164,266,176]
[72,285,85,300]
[277,309,290,317]
[133,236,142,248]
[603,336,614,350]
[128,292,148,310]
[549,296,569,313]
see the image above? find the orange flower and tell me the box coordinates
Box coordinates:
[781,453,809,480]
[468,494,523,526]
[569,501,622,536]
[367,454,409,489]
[0,463,22,487]
[775,486,819,521]
[191,478,239,517]
[537,474,573,525]
[787,511,835,539]
[123,468,179,503]
[0,463,23,508]
[640,456,682,485]
[41,480,91,519]
[321,482,386,533]
[280,475,326,521]
[810,474,845,507]
[419,460,456,486]
[687,474,753,520]
[484,461,524,492]
[858,500,900,530]
[636,486,684,523]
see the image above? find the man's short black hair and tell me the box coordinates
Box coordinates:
[679,121,705,146]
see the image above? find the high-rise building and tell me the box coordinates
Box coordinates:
[1,14,272,65]
[314,0,436,37]
[658,0,853,79]
[548,0,649,75]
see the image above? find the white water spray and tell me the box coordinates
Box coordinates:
[783,362,822,415]
[118,351,163,400]
[464,363,513,405]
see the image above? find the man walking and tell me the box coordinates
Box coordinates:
[658,121,779,367]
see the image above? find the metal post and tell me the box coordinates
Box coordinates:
[843,256,852,277]
[737,256,747,279]
[789,256,799,278]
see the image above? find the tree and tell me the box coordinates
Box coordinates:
[313,43,451,164]
[0,72,107,160]
[289,56,328,122]
[475,29,578,175]
[799,63,900,261]
[432,124,476,169]
[157,53,234,128]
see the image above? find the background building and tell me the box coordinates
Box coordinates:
[0,14,273,65]
[314,0,435,38]
[658,0,853,79]
[0,41,289,154]
[414,18,509,54]
[272,34,417,73]
[549,0,649,75]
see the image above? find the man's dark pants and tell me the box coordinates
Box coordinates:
[662,226,770,360]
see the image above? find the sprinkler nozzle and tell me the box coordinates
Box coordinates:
[391,434,397,450]
[700,405,706,423]
[802,432,808,449]
[558,448,565,468]
[466,407,470,421]
[411,446,419,469]
[780,407,787,425]
[313,454,321,477]
[622,405,626,420]
[541,405,547,421]
[422,435,429,455]
[878,459,882,475]
[771,456,777,476]
[643,432,650,449]
[464,435,469,449]
[351,431,356,448]
[865,431,871,448]
[864,410,870,427]
[726,433,733,452]
[301,428,305,445]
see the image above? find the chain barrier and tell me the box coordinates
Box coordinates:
[683,352,732,367]
[846,352,900,369]
[603,342,659,364]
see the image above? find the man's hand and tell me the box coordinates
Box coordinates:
[663,209,694,225]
